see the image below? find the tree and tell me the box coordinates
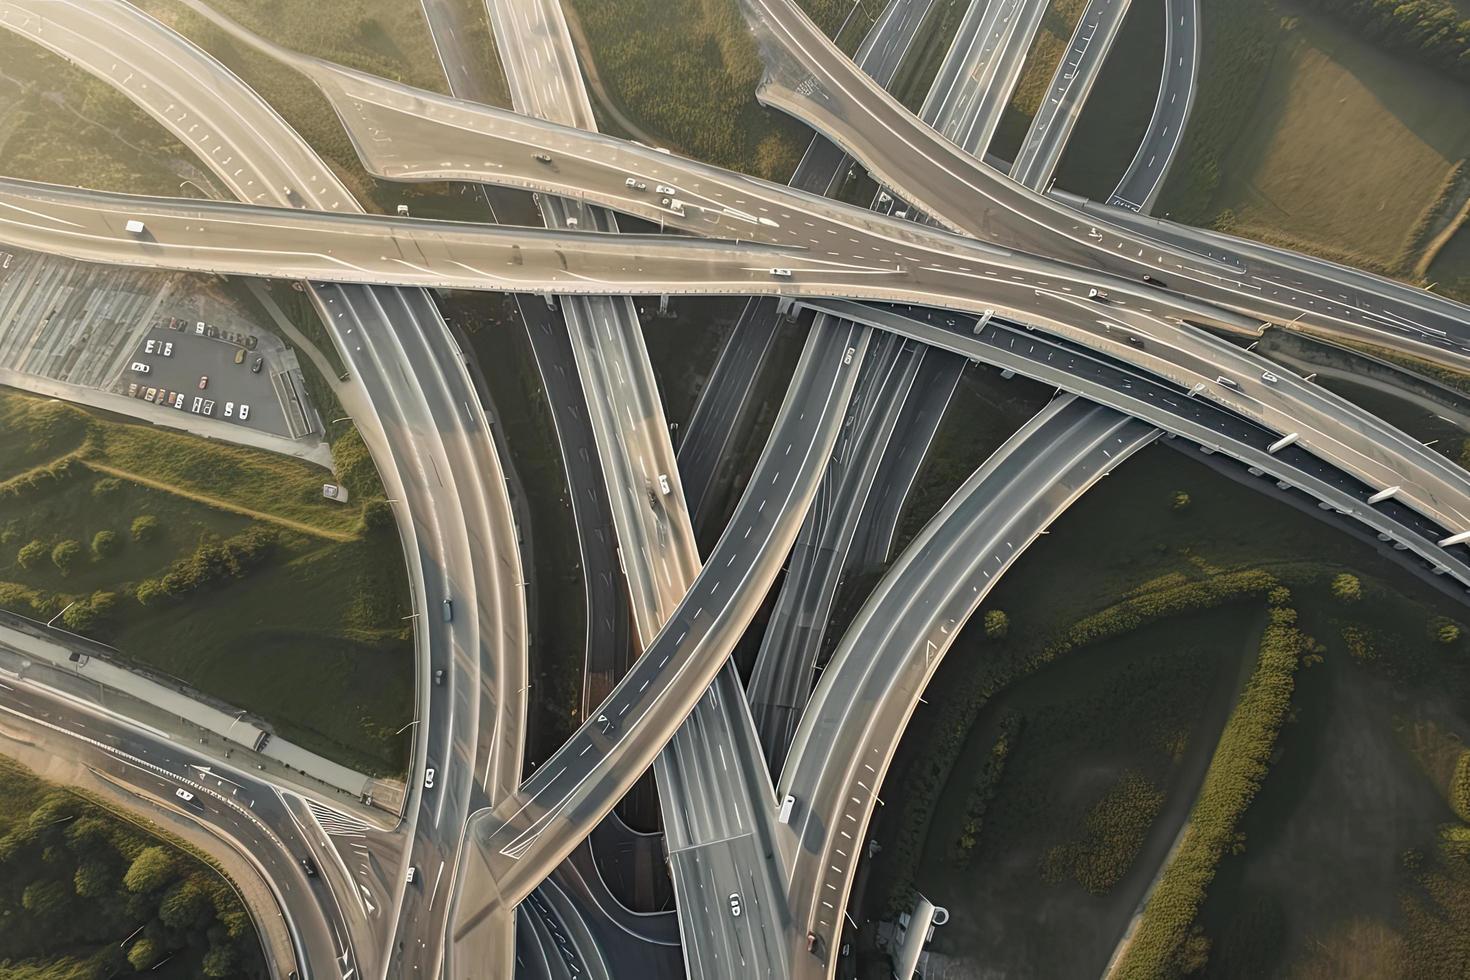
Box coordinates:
[62,592,118,634]
[21,879,71,919]
[16,538,47,570]
[50,539,82,575]
[123,845,176,894]
[127,936,161,971]
[201,942,240,978]
[1331,573,1362,602]
[159,876,210,930]
[983,609,1010,640]
[130,515,160,544]
[73,860,115,899]
[134,579,162,606]
[360,498,395,532]
[90,530,119,558]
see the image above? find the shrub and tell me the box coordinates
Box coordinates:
[360,498,395,532]
[1432,617,1462,645]
[983,609,1010,640]
[949,710,1022,866]
[16,538,47,570]
[134,527,279,604]
[61,592,118,635]
[50,539,82,575]
[90,530,119,558]
[1172,491,1192,511]
[1041,770,1165,894]
[130,515,160,543]
[1451,752,1470,823]
[1331,573,1362,602]
[90,476,123,501]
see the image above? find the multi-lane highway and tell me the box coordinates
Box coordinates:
[1011,0,1133,191]
[1108,0,1200,212]
[0,4,529,977]
[778,397,1159,974]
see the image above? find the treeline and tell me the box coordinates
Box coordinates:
[134,528,278,606]
[1298,0,1470,82]
[0,759,264,979]
[1112,598,1308,980]
[947,710,1023,867]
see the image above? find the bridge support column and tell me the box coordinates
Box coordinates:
[543,293,557,310]
[776,296,794,316]
[659,294,671,316]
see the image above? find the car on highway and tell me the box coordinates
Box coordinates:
[1087,288,1109,302]
[655,184,676,195]
[533,152,553,164]
[442,598,453,622]
[130,361,150,374]
[779,794,796,823]
[1141,274,1168,288]
[624,177,647,190]
[424,767,436,790]
[434,668,446,686]
[658,473,672,495]
[1261,371,1280,384]
[197,375,208,390]
[406,866,418,884]
[173,787,203,811]
[251,355,263,373]
[769,267,793,278]
[300,856,318,878]
[238,404,250,421]
[728,894,741,917]
[843,346,855,364]
[0,251,11,269]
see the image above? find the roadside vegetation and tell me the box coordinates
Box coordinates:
[1160,0,1470,298]
[1055,0,1169,200]
[562,0,812,180]
[992,0,1089,162]
[0,756,264,980]
[0,387,412,775]
[0,33,225,200]
[856,438,1470,977]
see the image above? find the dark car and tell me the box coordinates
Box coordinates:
[251,355,264,373]
[300,856,318,878]
[434,668,446,686]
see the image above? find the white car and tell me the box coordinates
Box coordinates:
[174,788,195,803]
[224,402,235,419]
[657,473,671,495]
[769,268,793,278]
[238,404,251,421]
[130,361,151,374]
[655,184,676,195]
[424,767,436,790]
[406,866,418,883]
[162,342,174,357]
[145,339,158,354]
[728,894,742,918]
[195,321,206,335]
[1261,371,1280,384]
[843,347,855,364]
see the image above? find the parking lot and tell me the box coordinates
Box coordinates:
[119,316,307,439]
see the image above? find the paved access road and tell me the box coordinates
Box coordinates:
[1108,0,1200,212]
[778,397,1157,973]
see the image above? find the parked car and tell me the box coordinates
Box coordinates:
[251,355,263,373]
[238,404,250,421]
[130,361,150,374]
[198,375,209,390]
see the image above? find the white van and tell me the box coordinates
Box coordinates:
[778,795,796,824]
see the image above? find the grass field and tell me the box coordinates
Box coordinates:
[1194,576,1470,977]
[1429,222,1470,303]
[1054,0,1169,200]
[0,388,412,775]
[0,33,225,200]
[912,605,1264,977]
[856,436,1470,973]
[562,0,812,180]
[1165,1,1470,278]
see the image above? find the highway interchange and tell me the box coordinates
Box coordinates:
[0,0,1468,979]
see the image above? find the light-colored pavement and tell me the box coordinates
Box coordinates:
[1011,0,1133,191]
[457,318,868,915]
[778,397,1158,976]
[0,5,529,978]
[1108,0,1199,213]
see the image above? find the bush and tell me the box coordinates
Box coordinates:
[983,609,1010,640]
[1172,491,1192,511]
[1041,770,1165,894]
[90,530,119,559]
[49,540,82,575]
[90,476,123,501]
[16,538,47,570]
[130,515,160,543]
[948,710,1022,866]
[1432,617,1462,645]
[360,498,395,532]
[134,528,279,604]
[1451,752,1470,823]
[1331,573,1362,602]
[61,592,118,635]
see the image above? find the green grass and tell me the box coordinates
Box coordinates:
[0,388,412,775]
[1429,221,1470,303]
[0,33,225,199]
[1161,0,1470,280]
[1054,0,1169,200]
[562,0,812,180]
[891,0,972,114]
